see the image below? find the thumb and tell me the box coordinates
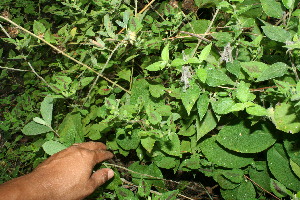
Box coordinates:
[89,168,114,188]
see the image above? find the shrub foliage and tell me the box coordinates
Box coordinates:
[1,0,300,199]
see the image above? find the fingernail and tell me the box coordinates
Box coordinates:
[107,169,114,179]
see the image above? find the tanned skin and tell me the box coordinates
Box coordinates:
[0,142,114,200]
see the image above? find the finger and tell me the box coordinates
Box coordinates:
[89,168,114,188]
[92,150,114,165]
[73,142,107,151]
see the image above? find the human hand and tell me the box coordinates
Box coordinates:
[0,142,114,200]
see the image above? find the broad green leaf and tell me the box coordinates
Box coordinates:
[86,122,110,140]
[211,97,235,115]
[33,20,46,35]
[129,162,165,192]
[146,61,167,71]
[260,0,284,18]
[197,93,209,121]
[249,161,272,191]
[199,43,212,62]
[141,135,156,153]
[236,81,255,103]
[237,181,256,200]
[284,139,300,170]
[147,110,162,125]
[220,187,239,200]
[79,77,94,88]
[267,143,300,191]
[159,132,181,157]
[178,123,196,136]
[181,83,201,115]
[42,140,66,155]
[282,0,295,9]
[217,121,276,153]
[153,155,178,169]
[206,68,234,87]
[213,169,241,190]
[270,179,293,198]
[22,121,52,135]
[262,24,292,43]
[58,112,84,146]
[226,60,244,79]
[117,69,131,81]
[149,84,165,98]
[40,96,54,125]
[137,178,151,197]
[171,58,185,67]
[117,129,140,150]
[196,110,217,140]
[33,117,48,126]
[256,62,289,82]
[104,14,115,38]
[200,136,253,168]
[116,188,137,199]
[161,43,169,62]
[273,103,300,133]
[290,159,300,178]
[246,104,268,116]
[196,68,207,83]
[179,155,201,170]
[241,61,268,79]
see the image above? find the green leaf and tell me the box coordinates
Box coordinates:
[260,0,284,18]
[40,96,54,125]
[146,61,167,71]
[159,132,181,157]
[22,121,52,135]
[161,43,169,62]
[267,143,300,191]
[196,110,217,140]
[236,81,255,103]
[213,169,241,189]
[33,20,46,35]
[116,187,137,199]
[171,58,185,67]
[33,117,48,126]
[58,112,84,146]
[153,155,178,169]
[273,103,300,133]
[262,24,292,43]
[270,179,293,198]
[241,61,268,79]
[206,68,234,87]
[217,121,276,153]
[237,181,256,200]
[197,93,209,121]
[147,109,162,125]
[211,97,235,115]
[149,84,165,98]
[79,77,94,88]
[141,135,156,153]
[256,62,289,82]
[200,136,253,168]
[290,159,300,178]
[196,68,207,83]
[117,129,140,150]
[282,0,295,9]
[42,140,67,155]
[246,104,268,116]
[249,161,272,191]
[199,43,212,62]
[181,83,201,115]
[104,14,115,38]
